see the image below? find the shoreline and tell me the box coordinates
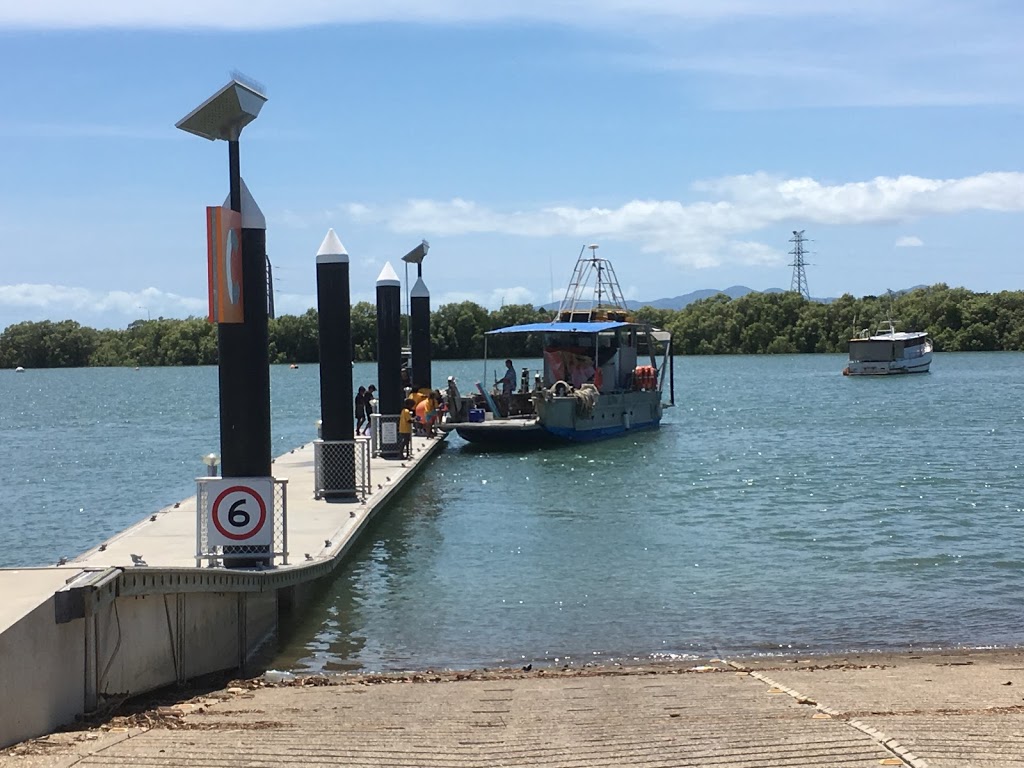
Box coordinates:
[273,642,1024,678]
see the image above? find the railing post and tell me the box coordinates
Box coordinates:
[277,478,288,565]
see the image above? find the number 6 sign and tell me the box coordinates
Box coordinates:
[207,478,273,548]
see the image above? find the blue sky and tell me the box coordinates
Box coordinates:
[1,1,1022,330]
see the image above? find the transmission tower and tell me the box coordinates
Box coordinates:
[266,254,276,319]
[788,230,811,300]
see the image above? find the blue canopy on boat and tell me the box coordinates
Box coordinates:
[486,321,633,335]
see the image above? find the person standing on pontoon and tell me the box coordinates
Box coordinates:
[355,386,368,435]
[500,359,517,397]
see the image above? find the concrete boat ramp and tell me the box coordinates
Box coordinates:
[0,435,446,750]
[3,650,1024,767]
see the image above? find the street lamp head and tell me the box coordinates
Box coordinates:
[401,240,430,265]
[175,79,268,142]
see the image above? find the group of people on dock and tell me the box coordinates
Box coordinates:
[355,375,444,457]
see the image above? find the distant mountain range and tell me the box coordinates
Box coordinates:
[628,285,786,310]
[540,284,930,312]
[543,285,789,312]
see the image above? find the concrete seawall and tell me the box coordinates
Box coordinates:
[0,435,446,749]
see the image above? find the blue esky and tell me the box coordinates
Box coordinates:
[1,1,1022,330]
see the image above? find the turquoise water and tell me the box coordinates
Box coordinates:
[3,355,1024,669]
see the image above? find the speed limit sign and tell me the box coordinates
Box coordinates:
[207,478,273,548]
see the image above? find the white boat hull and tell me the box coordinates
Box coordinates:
[847,358,929,376]
[846,350,932,375]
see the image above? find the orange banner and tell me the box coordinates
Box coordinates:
[206,206,243,323]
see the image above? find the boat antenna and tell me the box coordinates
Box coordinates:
[549,253,556,320]
[885,289,897,332]
[590,244,602,310]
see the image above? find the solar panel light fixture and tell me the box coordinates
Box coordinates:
[175,77,267,142]
[401,240,429,265]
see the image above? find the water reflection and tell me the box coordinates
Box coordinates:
[276,472,448,672]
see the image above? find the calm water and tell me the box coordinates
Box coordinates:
[3,355,1023,669]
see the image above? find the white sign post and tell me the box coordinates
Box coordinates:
[207,477,274,548]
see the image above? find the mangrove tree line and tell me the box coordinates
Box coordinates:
[3,284,1024,369]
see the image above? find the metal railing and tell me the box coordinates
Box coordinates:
[195,477,288,568]
[313,438,371,499]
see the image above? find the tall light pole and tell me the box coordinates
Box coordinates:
[176,79,271,479]
[402,241,431,390]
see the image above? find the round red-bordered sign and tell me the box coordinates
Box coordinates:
[211,485,268,541]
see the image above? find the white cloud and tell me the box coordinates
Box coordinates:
[340,171,1024,270]
[2,2,1018,109]
[490,286,538,307]
[0,1,907,30]
[895,235,924,247]
[273,291,316,316]
[345,203,371,220]
[0,284,205,319]
[435,286,538,311]
[0,121,178,140]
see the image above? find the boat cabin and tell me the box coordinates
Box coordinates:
[848,332,929,364]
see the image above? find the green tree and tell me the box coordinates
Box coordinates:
[268,308,320,364]
[431,301,490,358]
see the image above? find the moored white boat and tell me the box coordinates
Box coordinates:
[844,321,932,375]
[441,245,674,445]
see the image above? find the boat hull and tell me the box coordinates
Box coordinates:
[845,364,931,375]
[845,352,932,376]
[447,389,663,447]
[448,418,554,446]
[535,389,662,442]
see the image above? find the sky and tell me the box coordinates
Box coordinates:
[0,0,1022,330]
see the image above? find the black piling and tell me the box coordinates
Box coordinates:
[316,229,356,497]
[376,263,403,458]
[410,275,431,391]
[218,178,271,478]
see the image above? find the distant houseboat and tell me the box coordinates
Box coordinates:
[844,321,932,375]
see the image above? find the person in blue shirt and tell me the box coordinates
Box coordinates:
[500,359,517,397]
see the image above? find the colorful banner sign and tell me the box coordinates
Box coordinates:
[206,206,243,323]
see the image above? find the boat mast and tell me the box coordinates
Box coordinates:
[556,243,631,322]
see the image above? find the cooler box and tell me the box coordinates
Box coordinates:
[468,408,486,423]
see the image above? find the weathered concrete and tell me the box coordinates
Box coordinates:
[0,435,447,749]
[2,650,1022,767]
[0,583,84,755]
